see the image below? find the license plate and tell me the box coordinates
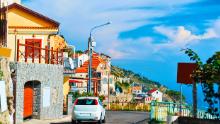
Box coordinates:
[80,113,90,116]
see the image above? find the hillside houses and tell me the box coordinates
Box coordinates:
[145,89,163,103]
[63,51,115,97]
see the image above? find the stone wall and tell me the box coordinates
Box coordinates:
[0,58,13,124]
[175,117,220,124]
[12,62,63,124]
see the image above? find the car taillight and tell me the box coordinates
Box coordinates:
[74,99,78,106]
[95,99,98,105]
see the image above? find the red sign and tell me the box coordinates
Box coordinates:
[177,63,197,84]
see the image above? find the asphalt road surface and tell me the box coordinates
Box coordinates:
[105,111,148,124]
[23,111,149,124]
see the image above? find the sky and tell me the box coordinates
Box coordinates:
[21,0,220,106]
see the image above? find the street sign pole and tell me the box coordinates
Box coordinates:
[180,83,182,115]
[193,81,197,118]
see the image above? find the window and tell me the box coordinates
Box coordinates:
[25,39,42,58]
[76,99,98,105]
[80,60,82,66]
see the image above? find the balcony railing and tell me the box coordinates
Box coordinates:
[16,39,63,64]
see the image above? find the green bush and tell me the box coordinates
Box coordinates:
[69,92,106,103]
[99,95,105,102]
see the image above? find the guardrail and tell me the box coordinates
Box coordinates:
[150,101,218,122]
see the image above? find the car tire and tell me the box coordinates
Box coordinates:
[98,115,102,124]
[72,120,78,124]
[102,116,106,123]
[72,120,75,124]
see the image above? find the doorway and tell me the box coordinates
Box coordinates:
[23,81,41,119]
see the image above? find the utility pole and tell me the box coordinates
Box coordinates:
[87,22,111,94]
[179,83,182,115]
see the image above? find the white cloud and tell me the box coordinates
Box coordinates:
[23,0,206,59]
[154,22,219,49]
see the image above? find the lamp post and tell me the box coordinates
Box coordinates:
[87,22,111,94]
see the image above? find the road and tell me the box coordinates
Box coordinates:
[23,111,149,124]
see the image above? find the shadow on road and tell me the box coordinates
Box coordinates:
[50,122,97,124]
[50,122,71,124]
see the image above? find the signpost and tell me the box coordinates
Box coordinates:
[177,63,197,117]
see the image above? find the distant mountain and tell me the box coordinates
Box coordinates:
[111,65,162,89]
[111,65,185,102]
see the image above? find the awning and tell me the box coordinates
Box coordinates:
[69,79,83,83]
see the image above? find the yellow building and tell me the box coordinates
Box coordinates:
[4,3,66,63]
[1,3,69,123]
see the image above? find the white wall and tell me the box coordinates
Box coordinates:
[76,54,88,67]
[100,75,115,95]
[151,90,163,102]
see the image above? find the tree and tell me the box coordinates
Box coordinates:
[183,48,220,119]
[166,90,186,102]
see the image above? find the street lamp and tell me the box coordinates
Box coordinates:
[87,22,111,94]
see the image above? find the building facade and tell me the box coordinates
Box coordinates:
[145,89,163,103]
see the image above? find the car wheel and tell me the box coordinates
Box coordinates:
[102,116,106,123]
[72,120,78,124]
[98,115,102,124]
[72,119,75,124]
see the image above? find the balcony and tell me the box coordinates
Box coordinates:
[16,39,63,64]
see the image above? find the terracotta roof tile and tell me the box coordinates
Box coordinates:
[148,88,158,94]
[75,53,105,73]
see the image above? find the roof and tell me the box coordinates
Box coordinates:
[8,26,58,29]
[1,3,59,27]
[148,89,158,94]
[75,53,105,73]
[132,86,142,91]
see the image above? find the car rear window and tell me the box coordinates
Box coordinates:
[76,99,97,105]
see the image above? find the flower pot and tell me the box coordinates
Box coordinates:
[167,115,178,124]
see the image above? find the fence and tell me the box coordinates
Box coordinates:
[108,102,151,112]
[150,101,218,122]
[17,39,63,64]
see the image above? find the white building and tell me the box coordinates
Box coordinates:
[74,53,89,68]
[100,75,115,95]
[145,89,163,103]
[131,83,142,94]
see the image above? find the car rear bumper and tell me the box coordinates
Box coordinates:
[72,112,101,121]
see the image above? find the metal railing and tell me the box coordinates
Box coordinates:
[150,101,218,122]
[17,39,63,64]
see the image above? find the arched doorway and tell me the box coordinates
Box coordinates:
[23,81,41,119]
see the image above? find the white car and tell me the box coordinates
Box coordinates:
[72,97,106,124]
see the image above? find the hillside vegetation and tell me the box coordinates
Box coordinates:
[111,65,185,103]
[112,65,162,90]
